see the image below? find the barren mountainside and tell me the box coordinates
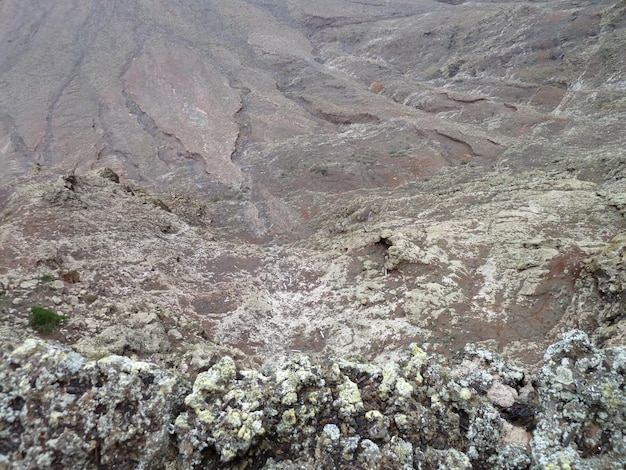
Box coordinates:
[1,0,626,468]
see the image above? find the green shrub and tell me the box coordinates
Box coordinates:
[29,307,66,334]
[40,274,54,282]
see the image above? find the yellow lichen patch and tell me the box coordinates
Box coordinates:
[394,413,409,430]
[544,456,572,470]
[220,449,237,462]
[226,409,242,428]
[459,388,472,401]
[365,410,384,426]
[442,448,472,469]
[379,362,399,399]
[175,415,191,431]
[193,357,236,394]
[184,393,206,413]
[282,408,297,426]
[338,378,363,416]
[395,377,414,399]
[237,425,252,441]
[602,382,620,410]
[12,339,40,357]
[49,410,63,427]
[197,409,214,424]
[158,377,176,396]
[129,361,156,375]
[430,392,443,411]
[405,344,428,385]
[281,391,298,406]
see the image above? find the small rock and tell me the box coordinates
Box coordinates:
[356,440,382,469]
[487,382,518,408]
[19,279,39,289]
[500,421,530,446]
[168,329,183,341]
[182,343,219,376]
[95,167,120,183]
[131,311,159,326]
[369,81,384,93]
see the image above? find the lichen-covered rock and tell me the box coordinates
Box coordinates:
[176,356,267,466]
[0,338,188,469]
[531,330,626,469]
[1,333,625,468]
[74,323,170,359]
[378,230,426,271]
[172,342,532,468]
[415,448,472,469]
[558,234,626,349]
[487,444,532,470]
[335,376,364,416]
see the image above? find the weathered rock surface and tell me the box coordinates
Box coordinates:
[532,330,626,469]
[1,331,625,468]
[0,338,188,469]
[1,165,624,367]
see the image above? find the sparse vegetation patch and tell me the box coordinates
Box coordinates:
[29,306,66,334]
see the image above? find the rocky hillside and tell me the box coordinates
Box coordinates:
[1,0,626,468]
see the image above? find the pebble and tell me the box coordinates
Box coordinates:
[487,382,518,408]
[19,279,39,289]
[168,329,183,341]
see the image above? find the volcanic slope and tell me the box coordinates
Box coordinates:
[1,0,625,365]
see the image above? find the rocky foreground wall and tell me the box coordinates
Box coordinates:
[1,330,625,469]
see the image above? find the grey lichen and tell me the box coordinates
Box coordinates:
[0,339,188,469]
[1,330,626,468]
[531,330,626,469]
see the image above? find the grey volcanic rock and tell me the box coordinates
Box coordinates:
[532,330,626,469]
[0,338,189,469]
[1,332,625,468]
